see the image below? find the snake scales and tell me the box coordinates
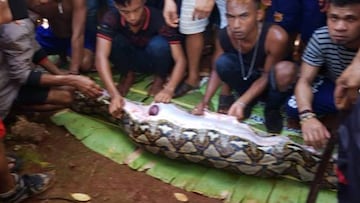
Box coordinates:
[72,92,337,189]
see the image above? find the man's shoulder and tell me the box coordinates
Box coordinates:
[313,26,330,37]
[265,23,288,44]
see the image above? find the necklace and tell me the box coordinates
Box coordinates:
[56,0,63,14]
[236,26,261,81]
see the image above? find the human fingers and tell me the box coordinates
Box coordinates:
[334,84,348,109]
[164,12,179,28]
[192,10,208,21]
[228,105,244,121]
[192,103,206,115]
[109,98,124,118]
[347,87,359,106]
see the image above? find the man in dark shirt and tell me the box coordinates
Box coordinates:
[96,0,186,118]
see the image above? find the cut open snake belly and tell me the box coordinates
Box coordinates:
[72,92,337,189]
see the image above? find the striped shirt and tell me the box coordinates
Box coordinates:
[302,26,357,82]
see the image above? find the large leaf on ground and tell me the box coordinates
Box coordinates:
[52,110,337,203]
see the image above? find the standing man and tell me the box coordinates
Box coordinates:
[96,0,187,118]
[163,0,228,97]
[217,0,296,133]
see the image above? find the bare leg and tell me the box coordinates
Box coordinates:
[117,71,135,96]
[193,35,231,115]
[185,33,204,87]
[19,104,68,112]
[148,76,165,96]
[80,48,95,72]
[17,88,74,112]
[0,142,14,194]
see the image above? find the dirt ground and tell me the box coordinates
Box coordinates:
[5,113,222,203]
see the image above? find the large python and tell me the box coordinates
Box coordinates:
[72,92,337,189]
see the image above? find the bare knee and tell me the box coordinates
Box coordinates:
[273,61,298,91]
[47,89,74,106]
[80,49,95,72]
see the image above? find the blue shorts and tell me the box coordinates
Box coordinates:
[36,26,96,55]
[286,76,338,118]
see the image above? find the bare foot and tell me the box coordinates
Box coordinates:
[148,76,165,96]
[117,72,135,96]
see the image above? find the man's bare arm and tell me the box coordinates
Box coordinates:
[95,37,124,117]
[295,63,319,112]
[163,0,179,28]
[69,0,87,74]
[335,49,360,110]
[296,63,330,148]
[154,43,186,103]
[0,0,28,24]
[0,0,12,24]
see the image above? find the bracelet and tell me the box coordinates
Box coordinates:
[299,112,316,125]
[299,109,313,115]
[235,100,247,107]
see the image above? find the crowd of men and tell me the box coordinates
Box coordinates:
[0,0,360,202]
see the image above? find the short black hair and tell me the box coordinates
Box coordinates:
[113,0,132,7]
[114,0,146,7]
[329,0,360,6]
[226,0,261,9]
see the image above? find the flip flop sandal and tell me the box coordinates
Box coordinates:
[173,82,198,98]
[217,94,235,114]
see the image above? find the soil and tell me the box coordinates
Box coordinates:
[4,113,222,203]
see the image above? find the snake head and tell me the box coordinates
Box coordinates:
[149,105,159,116]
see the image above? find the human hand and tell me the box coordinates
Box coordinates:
[192,101,209,115]
[301,117,330,149]
[163,0,179,28]
[193,0,215,20]
[154,88,173,103]
[72,75,102,98]
[109,95,125,118]
[228,101,246,121]
[335,63,360,110]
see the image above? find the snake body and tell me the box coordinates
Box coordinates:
[72,93,337,189]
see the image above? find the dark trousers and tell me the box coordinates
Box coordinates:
[216,53,290,110]
[337,98,360,203]
[110,35,173,78]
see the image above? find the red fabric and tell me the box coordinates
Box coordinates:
[0,119,5,139]
[336,166,348,185]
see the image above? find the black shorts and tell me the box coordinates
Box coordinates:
[15,85,49,105]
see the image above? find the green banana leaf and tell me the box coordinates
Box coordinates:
[51,74,337,202]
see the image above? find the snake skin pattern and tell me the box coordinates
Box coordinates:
[72,92,337,189]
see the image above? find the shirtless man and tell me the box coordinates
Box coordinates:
[26,0,93,74]
[215,0,296,133]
